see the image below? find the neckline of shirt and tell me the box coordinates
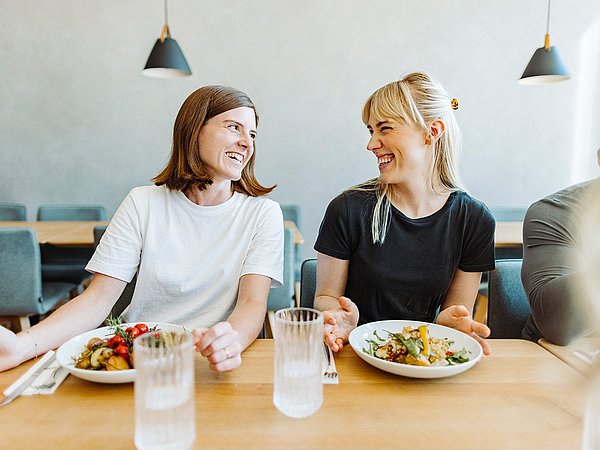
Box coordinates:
[390,191,457,223]
[173,189,243,215]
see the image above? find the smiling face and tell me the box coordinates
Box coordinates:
[197,106,257,184]
[366,118,431,186]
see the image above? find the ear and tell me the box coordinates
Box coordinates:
[429,119,446,142]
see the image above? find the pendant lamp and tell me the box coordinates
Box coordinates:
[143,0,192,78]
[519,0,569,85]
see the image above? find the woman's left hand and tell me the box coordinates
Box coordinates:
[436,305,491,355]
[192,321,241,372]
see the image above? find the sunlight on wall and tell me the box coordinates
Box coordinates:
[571,19,600,183]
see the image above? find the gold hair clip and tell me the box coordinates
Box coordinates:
[451,98,459,110]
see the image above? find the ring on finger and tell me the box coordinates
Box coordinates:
[224,346,231,359]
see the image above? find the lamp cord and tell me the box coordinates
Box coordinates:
[544,0,552,49]
[546,0,551,35]
[164,0,169,28]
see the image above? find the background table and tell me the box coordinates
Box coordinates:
[495,221,523,248]
[0,339,589,449]
[0,221,108,247]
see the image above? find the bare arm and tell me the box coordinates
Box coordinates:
[314,253,359,351]
[193,273,271,372]
[437,269,491,354]
[0,273,126,371]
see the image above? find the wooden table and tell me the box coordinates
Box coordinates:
[0,221,302,247]
[495,221,523,248]
[0,339,589,449]
[0,221,108,247]
[539,330,600,375]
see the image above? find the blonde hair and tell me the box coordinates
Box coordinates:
[357,71,463,243]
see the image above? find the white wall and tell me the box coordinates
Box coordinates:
[1,1,599,259]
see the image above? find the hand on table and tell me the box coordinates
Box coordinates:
[323,296,359,352]
[192,321,241,372]
[436,305,491,355]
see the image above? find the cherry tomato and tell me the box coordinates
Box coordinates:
[135,323,149,334]
[108,334,126,349]
[115,344,129,360]
[126,327,141,339]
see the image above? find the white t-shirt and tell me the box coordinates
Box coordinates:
[86,185,283,329]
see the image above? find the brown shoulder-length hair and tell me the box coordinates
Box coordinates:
[152,85,274,196]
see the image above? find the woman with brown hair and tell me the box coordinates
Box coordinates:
[0,86,283,373]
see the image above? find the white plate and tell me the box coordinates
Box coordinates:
[56,322,188,384]
[348,320,483,379]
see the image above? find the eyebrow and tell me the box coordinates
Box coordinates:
[367,120,391,130]
[226,120,257,135]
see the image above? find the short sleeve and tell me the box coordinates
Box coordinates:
[86,190,143,282]
[314,193,353,260]
[240,200,284,287]
[458,203,496,272]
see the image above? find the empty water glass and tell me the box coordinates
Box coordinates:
[273,307,323,418]
[134,330,195,450]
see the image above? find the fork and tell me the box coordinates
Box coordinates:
[323,344,338,381]
[31,366,62,390]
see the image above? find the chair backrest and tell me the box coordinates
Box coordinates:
[266,227,295,311]
[0,203,26,221]
[487,259,530,339]
[0,228,43,315]
[38,205,107,221]
[300,258,317,308]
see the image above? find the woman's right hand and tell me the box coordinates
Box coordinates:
[0,326,29,372]
[322,296,359,352]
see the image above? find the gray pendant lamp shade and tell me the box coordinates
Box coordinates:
[142,0,191,79]
[519,0,569,85]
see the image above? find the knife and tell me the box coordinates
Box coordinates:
[1,351,56,406]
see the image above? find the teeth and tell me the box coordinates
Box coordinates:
[226,152,243,163]
[378,155,394,164]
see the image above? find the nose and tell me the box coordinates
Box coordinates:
[366,134,381,152]
[238,132,253,150]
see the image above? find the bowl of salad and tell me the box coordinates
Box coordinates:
[348,320,483,378]
[56,321,189,384]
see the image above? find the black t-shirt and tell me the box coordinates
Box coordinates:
[315,189,496,324]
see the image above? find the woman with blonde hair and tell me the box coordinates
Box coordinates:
[314,72,495,354]
[0,86,283,373]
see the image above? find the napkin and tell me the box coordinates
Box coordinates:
[3,353,69,397]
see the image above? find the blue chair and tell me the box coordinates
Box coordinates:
[267,227,295,311]
[0,203,26,221]
[37,204,107,284]
[300,258,317,308]
[281,205,302,281]
[0,228,76,331]
[37,205,106,221]
[487,259,530,339]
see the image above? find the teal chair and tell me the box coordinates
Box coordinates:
[0,203,26,221]
[264,227,295,337]
[37,204,107,284]
[0,228,76,331]
[300,258,317,308]
[37,205,106,221]
[487,259,530,339]
[267,227,295,311]
[491,207,526,260]
[281,204,302,282]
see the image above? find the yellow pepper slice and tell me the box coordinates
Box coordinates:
[418,325,429,355]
